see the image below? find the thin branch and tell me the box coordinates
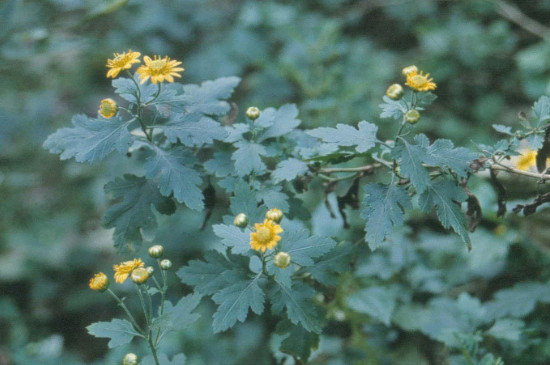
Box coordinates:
[319,163,382,174]
[489,160,550,181]
[487,0,550,40]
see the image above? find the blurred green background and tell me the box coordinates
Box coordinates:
[1,0,550,364]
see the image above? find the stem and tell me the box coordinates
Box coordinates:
[126,71,153,142]
[148,336,161,365]
[136,284,151,326]
[107,289,145,335]
[154,259,168,346]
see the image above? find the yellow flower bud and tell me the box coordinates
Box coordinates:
[265,208,283,223]
[386,84,404,100]
[148,244,164,258]
[233,213,249,228]
[405,109,420,124]
[122,353,139,365]
[146,266,155,275]
[246,106,260,120]
[402,65,418,76]
[130,268,149,284]
[89,272,109,292]
[274,252,291,269]
[98,98,118,119]
[160,259,172,270]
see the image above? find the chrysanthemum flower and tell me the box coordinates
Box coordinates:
[89,272,109,292]
[136,55,184,84]
[98,98,118,119]
[405,70,437,92]
[113,258,144,283]
[250,219,283,252]
[402,65,418,76]
[106,50,141,78]
[516,149,537,171]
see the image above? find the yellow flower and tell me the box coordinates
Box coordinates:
[106,50,141,78]
[98,98,118,118]
[89,272,109,292]
[402,65,418,76]
[516,149,537,171]
[405,70,437,92]
[250,219,283,252]
[136,55,184,84]
[113,258,144,283]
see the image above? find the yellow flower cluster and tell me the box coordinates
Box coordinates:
[113,258,144,283]
[105,50,184,84]
[248,209,284,252]
[402,65,437,92]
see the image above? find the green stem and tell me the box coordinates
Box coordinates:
[136,284,151,326]
[148,336,161,365]
[154,259,168,346]
[126,71,153,142]
[107,289,145,335]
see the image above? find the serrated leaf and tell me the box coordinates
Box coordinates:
[492,124,513,135]
[278,228,337,267]
[277,321,320,362]
[487,319,524,341]
[177,251,234,295]
[112,76,157,104]
[43,115,133,163]
[272,158,309,183]
[347,286,397,326]
[425,138,478,178]
[103,174,174,253]
[162,113,227,147]
[145,146,203,210]
[160,293,201,331]
[232,140,267,176]
[230,180,266,223]
[256,104,301,142]
[86,319,140,348]
[416,91,438,107]
[527,133,544,150]
[361,183,412,250]
[392,136,431,193]
[308,243,354,285]
[270,281,322,333]
[306,121,378,153]
[213,224,251,255]
[485,281,550,319]
[212,274,265,333]
[418,179,471,248]
[204,151,234,177]
[379,96,407,120]
[255,188,290,213]
[181,76,241,115]
[533,95,550,126]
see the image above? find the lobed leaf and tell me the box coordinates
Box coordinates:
[270,281,322,333]
[177,251,234,295]
[161,113,228,147]
[307,120,378,153]
[86,319,140,348]
[277,228,337,267]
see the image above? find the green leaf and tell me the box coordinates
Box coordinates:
[232,140,267,176]
[86,319,140,348]
[103,174,174,253]
[161,113,228,147]
[485,281,550,319]
[416,91,438,107]
[159,293,202,331]
[181,77,241,115]
[43,115,133,163]
[212,274,265,333]
[112,76,157,104]
[308,243,354,285]
[425,138,478,178]
[379,96,407,120]
[277,321,320,362]
[145,146,203,210]
[346,286,397,326]
[270,281,322,333]
[204,151,234,178]
[230,180,266,223]
[487,319,525,341]
[213,224,251,255]
[177,251,234,295]
[492,124,514,135]
[306,120,378,153]
[278,228,337,267]
[255,187,290,213]
[361,183,412,250]
[392,136,431,193]
[418,179,471,248]
[533,95,550,125]
[272,158,309,183]
[256,104,301,142]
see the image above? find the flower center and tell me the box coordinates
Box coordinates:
[256,227,272,243]
[150,59,166,72]
[411,74,427,86]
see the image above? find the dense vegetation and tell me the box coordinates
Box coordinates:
[1,1,550,364]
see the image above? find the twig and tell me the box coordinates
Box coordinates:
[489,160,550,181]
[319,163,382,174]
[486,0,550,39]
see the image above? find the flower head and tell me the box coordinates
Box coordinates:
[274,252,291,268]
[130,268,149,284]
[246,107,261,120]
[89,272,109,292]
[98,98,118,119]
[265,208,283,223]
[405,70,437,92]
[136,55,184,84]
[106,50,141,78]
[516,149,537,171]
[123,353,139,365]
[113,258,144,283]
[233,213,249,228]
[405,109,420,124]
[250,219,283,252]
[386,84,404,100]
[402,65,418,76]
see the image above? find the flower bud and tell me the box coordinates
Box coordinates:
[122,353,139,365]
[246,106,260,120]
[274,252,291,269]
[402,65,418,76]
[386,84,404,100]
[148,245,164,258]
[265,208,283,223]
[146,266,155,275]
[405,109,420,124]
[130,268,149,284]
[89,272,109,292]
[233,213,249,228]
[160,259,172,270]
[98,98,118,119]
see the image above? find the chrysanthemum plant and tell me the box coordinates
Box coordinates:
[44,52,550,363]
